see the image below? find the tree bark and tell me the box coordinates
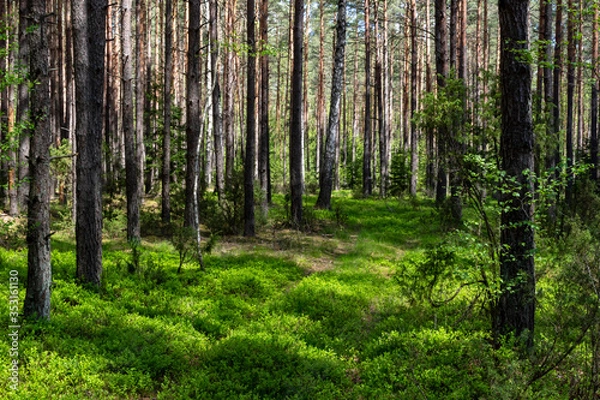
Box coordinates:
[258,0,272,212]
[24,0,51,319]
[592,2,599,185]
[290,0,305,227]
[210,0,225,199]
[315,0,346,209]
[122,0,140,242]
[17,0,30,212]
[362,0,373,197]
[435,0,448,204]
[185,0,205,269]
[495,0,536,349]
[162,0,173,224]
[73,0,106,286]
[565,0,576,204]
[244,0,257,236]
[409,0,418,196]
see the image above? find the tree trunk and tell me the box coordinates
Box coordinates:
[185,0,205,269]
[122,0,140,242]
[592,2,599,185]
[224,0,237,187]
[244,0,257,236]
[162,0,173,224]
[435,0,448,204]
[259,0,271,212]
[24,0,52,319]
[290,0,305,227]
[565,0,576,204]
[362,0,373,197]
[17,0,30,212]
[210,0,225,200]
[409,0,418,196]
[315,0,346,209]
[135,0,147,208]
[495,0,536,349]
[73,0,106,286]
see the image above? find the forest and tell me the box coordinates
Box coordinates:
[1,0,600,397]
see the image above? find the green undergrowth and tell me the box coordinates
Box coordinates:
[0,193,594,399]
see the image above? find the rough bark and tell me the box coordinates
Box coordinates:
[315,0,346,209]
[122,0,140,242]
[435,0,448,204]
[259,0,272,212]
[73,0,106,286]
[24,0,51,319]
[495,0,536,349]
[17,0,30,211]
[290,0,305,227]
[244,0,257,236]
[162,0,173,224]
[362,0,373,197]
[185,0,204,269]
[210,0,225,200]
[592,2,599,185]
[409,0,418,196]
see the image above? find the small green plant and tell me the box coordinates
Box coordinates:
[171,224,204,273]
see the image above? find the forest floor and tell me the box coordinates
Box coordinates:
[0,192,595,399]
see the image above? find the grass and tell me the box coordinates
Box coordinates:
[0,192,594,399]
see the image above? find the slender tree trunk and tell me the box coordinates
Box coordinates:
[244,0,257,236]
[409,0,418,196]
[136,0,147,207]
[363,0,373,196]
[224,0,237,187]
[592,3,599,185]
[73,0,106,286]
[435,0,448,204]
[24,0,51,319]
[565,0,576,204]
[162,0,173,224]
[210,0,225,199]
[17,0,30,211]
[259,0,271,212]
[290,0,305,227]
[495,0,536,349]
[316,0,325,177]
[185,0,205,269]
[122,0,140,242]
[315,0,346,209]
[550,0,563,173]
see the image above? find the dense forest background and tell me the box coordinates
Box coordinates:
[1,0,600,397]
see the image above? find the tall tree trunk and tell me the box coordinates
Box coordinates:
[495,0,536,349]
[290,0,305,226]
[136,0,147,208]
[122,0,140,242]
[185,0,205,269]
[244,0,257,236]
[17,0,30,211]
[210,0,225,199]
[435,0,448,204]
[362,0,373,196]
[409,0,418,196]
[73,0,106,286]
[259,0,271,212]
[565,0,576,204]
[425,0,435,196]
[162,0,173,224]
[24,0,51,319]
[316,0,325,177]
[224,0,237,187]
[550,0,563,173]
[592,2,599,185]
[315,0,346,209]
